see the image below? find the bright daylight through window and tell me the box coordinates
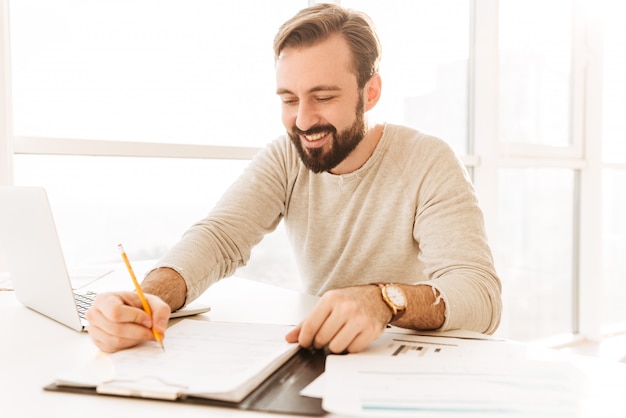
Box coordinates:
[5,0,625,341]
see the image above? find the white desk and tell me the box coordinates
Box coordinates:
[0,273,320,417]
[2,270,626,417]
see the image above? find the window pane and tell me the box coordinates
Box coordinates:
[601,3,626,163]
[14,155,245,264]
[13,155,299,289]
[341,0,470,155]
[603,170,626,327]
[9,0,306,146]
[601,4,626,329]
[498,0,572,146]
[495,168,575,341]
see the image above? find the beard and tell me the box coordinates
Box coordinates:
[288,100,366,173]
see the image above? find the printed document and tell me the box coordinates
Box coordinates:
[54,319,299,402]
[321,331,584,417]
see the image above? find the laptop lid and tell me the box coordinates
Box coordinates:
[0,186,86,331]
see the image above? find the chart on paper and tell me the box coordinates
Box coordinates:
[381,337,459,357]
[387,339,455,356]
[356,330,519,364]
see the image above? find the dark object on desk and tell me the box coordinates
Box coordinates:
[45,347,327,416]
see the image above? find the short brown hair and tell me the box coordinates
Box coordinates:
[273,3,381,89]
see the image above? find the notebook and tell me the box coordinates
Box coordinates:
[46,320,327,416]
[0,186,210,332]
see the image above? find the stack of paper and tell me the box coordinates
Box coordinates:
[320,331,585,417]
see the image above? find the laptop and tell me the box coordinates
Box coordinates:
[0,186,210,332]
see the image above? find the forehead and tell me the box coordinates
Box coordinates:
[275,35,358,94]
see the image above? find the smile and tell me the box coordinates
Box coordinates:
[304,131,329,142]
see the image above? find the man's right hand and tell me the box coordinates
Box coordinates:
[85,291,171,353]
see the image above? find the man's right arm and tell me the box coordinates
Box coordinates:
[141,267,188,312]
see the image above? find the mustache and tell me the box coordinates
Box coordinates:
[292,124,337,136]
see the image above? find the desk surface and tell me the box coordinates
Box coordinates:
[0,269,320,418]
[2,267,626,417]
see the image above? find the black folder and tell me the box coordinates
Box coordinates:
[45,347,327,416]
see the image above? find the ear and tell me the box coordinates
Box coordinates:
[364,73,382,112]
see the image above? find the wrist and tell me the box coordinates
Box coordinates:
[142,267,187,311]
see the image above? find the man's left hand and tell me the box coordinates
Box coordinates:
[285,284,390,353]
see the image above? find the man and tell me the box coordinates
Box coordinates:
[87,3,502,354]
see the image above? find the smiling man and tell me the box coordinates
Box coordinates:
[276,33,377,175]
[87,3,502,354]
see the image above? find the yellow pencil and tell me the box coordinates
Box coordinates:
[117,244,164,350]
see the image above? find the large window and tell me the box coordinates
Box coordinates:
[10,0,296,146]
[601,4,626,330]
[498,0,573,148]
[496,168,576,340]
[8,0,472,287]
[13,155,248,262]
[2,1,623,344]
[493,0,582,341]
[603,170,626,329]
[343,0,470,155]
[9,0,307,287]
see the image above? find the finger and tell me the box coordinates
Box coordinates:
[92,292,170,330]
[327,328,377,354]
[92,292,151,326]
[325,310,387,354]
[285,323,301,344]
[88,322,149,353]
[86,306,154,352]
[344,331,376,353]
[142,293,171,334]
[86,291,168,352]
[296,301,334,349]
[309,307,346,349]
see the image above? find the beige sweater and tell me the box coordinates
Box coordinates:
[156,124,502,334]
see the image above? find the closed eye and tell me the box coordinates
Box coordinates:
[280,97,298,105]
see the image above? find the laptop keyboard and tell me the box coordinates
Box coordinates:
[74,291,98,319]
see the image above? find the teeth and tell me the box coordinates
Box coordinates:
[305,132,327,141]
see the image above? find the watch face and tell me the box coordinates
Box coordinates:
[386,285,406,308]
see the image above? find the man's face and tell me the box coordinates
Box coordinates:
[275,35,367,173]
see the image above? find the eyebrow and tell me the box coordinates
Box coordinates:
[276,85,342,95]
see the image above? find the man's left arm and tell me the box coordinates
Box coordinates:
[285,282,445,353]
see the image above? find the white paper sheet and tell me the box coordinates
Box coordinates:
[322,332,584,417]
[55,319,299,402]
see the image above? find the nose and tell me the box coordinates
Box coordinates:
[295,101,319,132]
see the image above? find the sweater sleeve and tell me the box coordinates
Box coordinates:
[154,136,295,303]
[408,136,502,334]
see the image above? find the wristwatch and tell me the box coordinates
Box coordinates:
[373,283,407,323]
